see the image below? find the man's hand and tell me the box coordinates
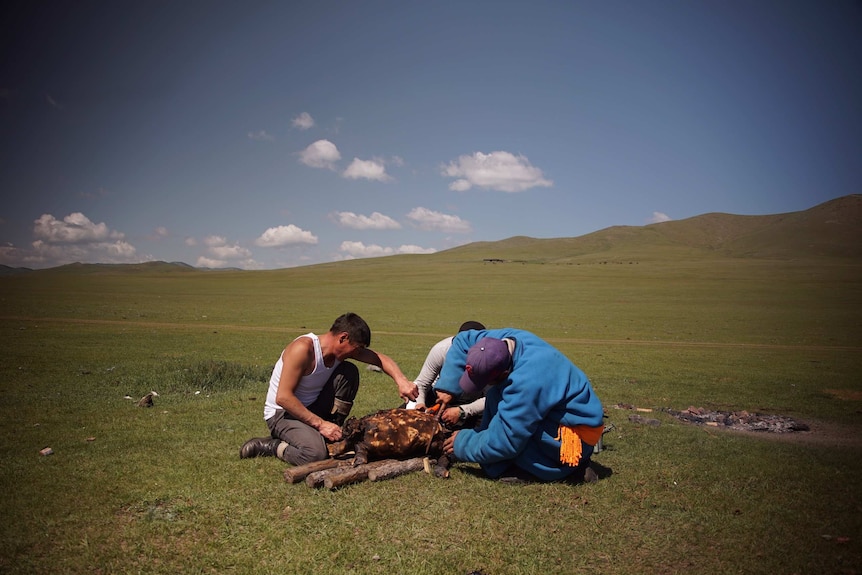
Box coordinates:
[317,421,343,442]
[443,430,459,455]
[440,407,461,426]
[435,390,454,410]
[398,379,419,403]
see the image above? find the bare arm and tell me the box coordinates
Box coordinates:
[274,339,342,442]
[352,347,418,402]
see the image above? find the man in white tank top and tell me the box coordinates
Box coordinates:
[240,313,418,466]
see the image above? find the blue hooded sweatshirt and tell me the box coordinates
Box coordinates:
[435,328,603,481]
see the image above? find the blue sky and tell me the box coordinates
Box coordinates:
[1,1,860,269]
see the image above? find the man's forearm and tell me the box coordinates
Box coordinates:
[278,395,324,430]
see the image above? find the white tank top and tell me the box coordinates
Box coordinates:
[263,333,340,420]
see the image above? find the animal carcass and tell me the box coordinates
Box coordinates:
[327,408,452,476]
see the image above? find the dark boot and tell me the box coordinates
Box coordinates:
[239,437,281,459]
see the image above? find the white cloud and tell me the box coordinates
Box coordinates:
[196,256,228,268]
[0,212,144,268]
[0,245,18,261]
[204,235,227,247]
[342,158,392,181]
[34,212,123,243]
[30,239,139,264]
[442,151,553,193]
[334,211,401,230]
[397,244,437,254]
[299,139,341,169]
[340,241,394,258]
[35,239,135,259]
[202,236,248,258]
[248,130,275,141]
[448,179,472,192]
[255,224,319,247]
[210,243,252,259]
[406,207,472,233]
[194,256,262,270]
[292,112,315,130]
[648,211,672,223]
[147,226,169,240]
[339,240,435,259]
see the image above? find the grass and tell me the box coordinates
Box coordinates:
[0,252,860,574]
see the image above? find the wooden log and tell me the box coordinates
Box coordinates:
[283,458,348,484]
[305,462,360,488]
[322,459,397,490]
[367,457,426,482]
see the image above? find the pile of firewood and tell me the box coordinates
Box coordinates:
[284,456,441,490]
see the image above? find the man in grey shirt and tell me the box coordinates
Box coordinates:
[408,320,486,428]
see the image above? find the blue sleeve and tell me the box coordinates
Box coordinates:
[435,329,486,396]
[453,346,558,464]
[449,329,604,468]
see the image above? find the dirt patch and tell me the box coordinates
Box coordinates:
[615,403,862,448]
[824,388,862,401]
[662,406,810,433]
[726,418,862,448]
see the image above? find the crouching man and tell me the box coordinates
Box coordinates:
[436,329,604,483]
[240,313,418,466]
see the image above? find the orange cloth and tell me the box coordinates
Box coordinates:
[556,424,604,466]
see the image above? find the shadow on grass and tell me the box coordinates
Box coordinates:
[453,460,615,485]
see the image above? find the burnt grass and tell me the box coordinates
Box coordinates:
[660,406,810,433]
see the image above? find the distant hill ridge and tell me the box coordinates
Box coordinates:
[2,195,859,274]
[439,194,862,263]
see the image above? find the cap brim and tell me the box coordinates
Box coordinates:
[459,370,486,395]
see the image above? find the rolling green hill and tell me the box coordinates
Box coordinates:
[5,194,860,275]
[434,194,862,263]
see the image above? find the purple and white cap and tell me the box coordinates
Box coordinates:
[459,337,511,394]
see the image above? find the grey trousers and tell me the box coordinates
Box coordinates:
[266,361,359,465]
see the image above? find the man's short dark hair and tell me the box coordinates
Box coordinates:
[458,320,485,333]
[330,313,371,347]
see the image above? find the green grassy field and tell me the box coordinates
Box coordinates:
[1,252,860,574]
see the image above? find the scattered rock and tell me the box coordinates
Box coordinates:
[137,391,159,407]
[614,403,653,412]
[662,406,809,433]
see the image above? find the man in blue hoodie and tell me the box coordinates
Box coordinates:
[436,329,604,482]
